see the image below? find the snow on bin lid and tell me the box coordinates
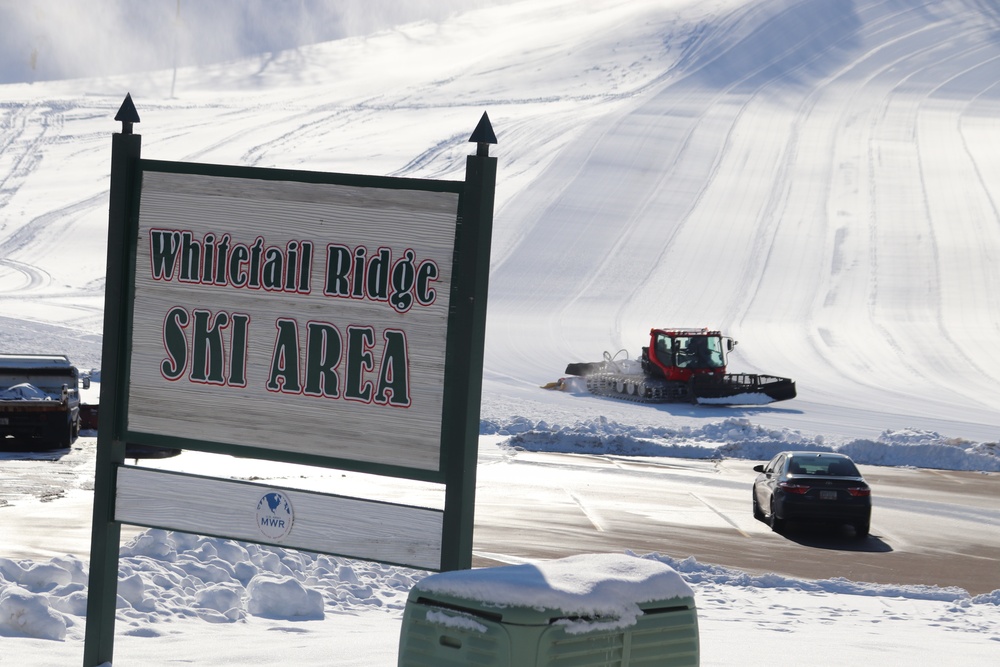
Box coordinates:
[411,553,693,626]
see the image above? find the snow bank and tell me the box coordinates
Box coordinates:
[648,553,974,603]
[485,417,1000,472]
[114,530,421,624]
[1,534,995,647]
[0,529,423,642]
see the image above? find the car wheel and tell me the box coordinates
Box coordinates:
[854,520,870,539]
[752,493,764,520]
[768,499,785,533]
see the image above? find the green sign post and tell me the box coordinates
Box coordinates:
[83,95,497,666]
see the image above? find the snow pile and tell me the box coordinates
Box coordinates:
[0,529,423,641]
[0,555,84,640]
[414,553,693,634]
[0,586,69,640]
[115,530,421,624]
[489,417,1000,471]
[244,575,323,620]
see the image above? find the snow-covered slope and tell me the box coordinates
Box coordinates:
[483,0,1000,441]
[6,0,996,444]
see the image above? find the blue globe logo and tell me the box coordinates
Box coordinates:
[256,491,294,541]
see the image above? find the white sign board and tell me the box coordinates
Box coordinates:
[116,466,444,569]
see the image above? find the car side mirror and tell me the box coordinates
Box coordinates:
[753,464,765,473]
[82,377,91,390]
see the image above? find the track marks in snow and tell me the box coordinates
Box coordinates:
[0,103,56,207]
[0,258,49,293]
[564,489,607,532]
[689,492,750,538]
[488,0,1000,420]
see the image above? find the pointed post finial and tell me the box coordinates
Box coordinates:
[114,93,140,134]
[468,111,497,157]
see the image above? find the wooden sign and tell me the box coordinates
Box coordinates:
[127,166,463,471]
[84,97,497,667]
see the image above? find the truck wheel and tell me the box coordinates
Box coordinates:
[58,420,74,448]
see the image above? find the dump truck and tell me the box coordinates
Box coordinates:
[0,354,88,449]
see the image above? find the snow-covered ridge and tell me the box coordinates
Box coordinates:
[483,417,1000,472]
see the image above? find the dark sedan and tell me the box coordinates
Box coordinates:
[753,451,871,537]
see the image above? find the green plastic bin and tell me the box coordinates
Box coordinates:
[397,554,699,667]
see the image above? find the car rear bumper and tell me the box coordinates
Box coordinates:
[775,495,870,523]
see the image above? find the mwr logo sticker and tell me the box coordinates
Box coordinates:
[256,491,294,541]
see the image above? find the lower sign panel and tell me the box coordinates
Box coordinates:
[115,465,444,570]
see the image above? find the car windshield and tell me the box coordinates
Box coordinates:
[673,335,725,369]
[787,456,860,477]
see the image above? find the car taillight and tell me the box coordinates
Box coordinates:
[847,487,871,497]
[778,482,810,495]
